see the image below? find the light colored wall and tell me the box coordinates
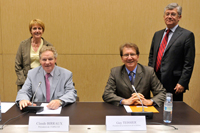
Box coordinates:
[0,0,200,113]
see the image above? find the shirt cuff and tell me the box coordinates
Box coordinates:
[150,99,157,106]
[120,99,124,105]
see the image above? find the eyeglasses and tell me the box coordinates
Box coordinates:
[165,12,178,17]
[122,53,137,58]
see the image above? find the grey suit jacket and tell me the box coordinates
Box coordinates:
[15,66,77,106]
[102,64,166,107]
[148,26,195,93]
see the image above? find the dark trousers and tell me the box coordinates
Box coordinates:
[156,70,183,101]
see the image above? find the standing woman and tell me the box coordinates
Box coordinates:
[15,19,53,91]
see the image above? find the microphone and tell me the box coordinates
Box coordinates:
[131,85,153,119]
[22,82,44,112]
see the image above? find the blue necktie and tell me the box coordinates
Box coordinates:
[130,72,135,85]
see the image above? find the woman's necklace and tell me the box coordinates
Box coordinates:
[31,39,41,51]
[32,43,39,48]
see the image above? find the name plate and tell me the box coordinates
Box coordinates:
[28,116,69,132]
[106,116,146,131]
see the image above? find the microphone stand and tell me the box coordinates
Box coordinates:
[131,85,153,119]
[22,82,44,112]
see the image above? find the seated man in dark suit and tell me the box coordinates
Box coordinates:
[16,46,77,110]
[102,43,166,107]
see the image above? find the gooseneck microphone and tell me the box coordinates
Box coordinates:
[131,85,153,119]
[22,82,44,112]
[31,82,42,105]
[132,85,145,112]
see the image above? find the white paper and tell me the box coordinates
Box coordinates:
[1,102,15,113]
[124,105,132,113]
[36,103,62,114]
[106,116,146,131]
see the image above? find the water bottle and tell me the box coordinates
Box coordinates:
[0,95,1,121]
[163,93,173,123]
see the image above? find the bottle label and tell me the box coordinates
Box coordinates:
[164,106,172,111]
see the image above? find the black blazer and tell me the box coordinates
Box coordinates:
[148,26,195,93]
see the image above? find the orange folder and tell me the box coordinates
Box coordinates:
[129,106,159,113]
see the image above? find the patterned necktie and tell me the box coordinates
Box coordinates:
[156,29,171,72]
[45,73,51,102]
[130,72,135,85]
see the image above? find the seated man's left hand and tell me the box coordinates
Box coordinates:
[131,93,148,106]
[46,99,61,110]
[140,98,153,106]
[131,94,153,106]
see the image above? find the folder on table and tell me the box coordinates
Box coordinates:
[129,106,159,113]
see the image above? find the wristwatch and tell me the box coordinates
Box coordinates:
[59,99,64,106]
[150,99,156,106]
[150,99,154,103]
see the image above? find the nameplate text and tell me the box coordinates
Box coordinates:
[106,116,146,131]
[28,116,69,132]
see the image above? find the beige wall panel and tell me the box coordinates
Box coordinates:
[1,0,182,55]
[138,54,149,66]
[0,0,1,99]
[0,55,4,100]
[57,55,122,101]
[48,0,182,55]
[0,0,1,55]
[2,55,17,101]
[181,0,200,55]
[1,0,35,54]
[184,55,200,113]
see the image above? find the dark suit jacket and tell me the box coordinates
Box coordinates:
[102,64,166,107]
[148,26,195,94]
[15,37,52,86]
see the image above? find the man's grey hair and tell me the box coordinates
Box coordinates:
[164,3,182,16]
[39,45,58,58]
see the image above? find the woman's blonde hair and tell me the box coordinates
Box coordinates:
[29,18,45,34]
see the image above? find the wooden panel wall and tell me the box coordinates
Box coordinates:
[0,0,3,100]
[0,0,200,113]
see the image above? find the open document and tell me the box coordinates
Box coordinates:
[1,102,15,113]
[36,103,62,114]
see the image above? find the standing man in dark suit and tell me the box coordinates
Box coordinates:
[103,43,166,107]
[148,3,195,101]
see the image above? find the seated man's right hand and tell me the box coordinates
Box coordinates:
[131,93,153,106]
[121,93,146,106]
[19,100,35,110]
[132,93,144,99]
[121,96,139,105]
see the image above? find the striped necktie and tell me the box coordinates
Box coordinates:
[156,29,171,72]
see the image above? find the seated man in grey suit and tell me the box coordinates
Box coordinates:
[102,43,166,107]
[16,45,77,110]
